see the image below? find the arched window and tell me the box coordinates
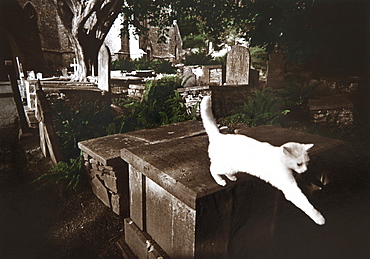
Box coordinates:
[24,2,38,22]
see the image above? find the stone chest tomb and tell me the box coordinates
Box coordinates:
[79,121,343,258]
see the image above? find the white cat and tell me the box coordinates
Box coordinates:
[200,96,325,225]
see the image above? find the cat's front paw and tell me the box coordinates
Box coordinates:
[212,174,227,186]
[313,212,325,225]
[217,179,227,186]
[226,174,238,182]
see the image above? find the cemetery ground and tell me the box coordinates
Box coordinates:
[1,81,370,258]
[0,126,123,258]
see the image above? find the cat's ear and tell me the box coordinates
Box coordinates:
[283,146,293,156]
[303,143,314,151]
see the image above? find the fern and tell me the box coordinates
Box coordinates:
[33,156,85,189]
[110,76,195,134]
[225,88,290,127]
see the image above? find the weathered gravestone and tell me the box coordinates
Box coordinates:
[182,66,197,87]
[98,43,111,92]
[266,44,285,89]
[225,45,250,85]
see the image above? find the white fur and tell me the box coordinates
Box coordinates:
[201,96,325,225]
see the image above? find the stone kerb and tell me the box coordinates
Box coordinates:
[308,77,358,127]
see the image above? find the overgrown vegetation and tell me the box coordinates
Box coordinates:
[108,76,196,133]
[280,62,318,109]
[249,45,268,74]
[224,88,290,127]
[50,98,114,160]
[183,52,226,66]
[35,76,195,189]
[33,156,85,190]
[111,57,177,74]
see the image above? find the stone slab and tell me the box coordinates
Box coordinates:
[129,165,145,230]
[121,134,252,209]
[78,134,145,166]
[90,176,110,208]
[121,125,344,209]
[78,120,205,166]
[309,95,354,110]
[225,45,250,85]
[124,218,169,259]
[124,120,205,144]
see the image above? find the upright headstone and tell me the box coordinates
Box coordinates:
[98,43,111,92]
[266,44,285,89]
[182,66,197,87]
[225,45,250,85]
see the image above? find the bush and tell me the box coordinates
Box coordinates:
[33,156,85,190]
[183,34,208,49]
[224,88,290,127]
[109,76,196,133]
[111,58,177,74]
[50,98,114,160]
[280,63,318,109]
[250,45,268,73]
[280,80,318,109]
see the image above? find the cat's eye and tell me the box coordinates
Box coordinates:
[297,163,303,166]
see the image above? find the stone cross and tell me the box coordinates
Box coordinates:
[70,58,78,75]
[266,44,285,89]
[225,45,250,85]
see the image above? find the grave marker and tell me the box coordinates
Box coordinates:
[98,43,111,92]
[70,58,78,75]
[266,44,285,89]
[225,45,250,85]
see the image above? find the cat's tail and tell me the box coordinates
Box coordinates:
[200,96,220,138]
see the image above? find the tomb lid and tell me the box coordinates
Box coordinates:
[308,95,354,110]
[121,125,344,209]
[78,120,205,165]
[123,120,205,144]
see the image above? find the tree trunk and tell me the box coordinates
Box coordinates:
[56,0,122,82]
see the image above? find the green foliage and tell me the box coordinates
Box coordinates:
[183,51,212,65]
[183,34,208,49]
[280,80,318,109]
[111,58,177,74]
[224,88,290,127]
[50,98,114,160]
[249,44,268,72]
[183,52,226,66]
[110,76,196,133]
[33,156,85,189]
[280,62,318,109]
[122,0,365,65]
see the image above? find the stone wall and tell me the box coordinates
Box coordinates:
[3,0,74,75]
[309,77,358,127]
[178,85,251,118]
[82,153,129,216]
[309,95,354,127]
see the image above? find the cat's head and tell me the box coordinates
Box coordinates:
[281,142,314,173]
